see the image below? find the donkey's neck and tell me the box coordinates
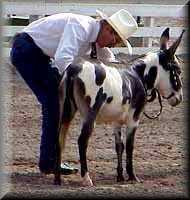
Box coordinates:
[131,53,159,94]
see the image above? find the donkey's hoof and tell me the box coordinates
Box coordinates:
[127,175,141,183]
[117,175,125,182]
[54,178,61,185]
[81,172,93,187]
[82,179,93,187]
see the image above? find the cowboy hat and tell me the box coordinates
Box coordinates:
[96,9,138,55]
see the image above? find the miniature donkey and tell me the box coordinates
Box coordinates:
[54,28,184,186]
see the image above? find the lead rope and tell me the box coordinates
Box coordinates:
[143,88,163,119]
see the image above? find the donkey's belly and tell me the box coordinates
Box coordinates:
[96,103,130,124]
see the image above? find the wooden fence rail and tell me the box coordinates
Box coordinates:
[2,2,187,57]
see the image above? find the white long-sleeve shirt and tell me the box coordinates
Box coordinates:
[23,13,116,74]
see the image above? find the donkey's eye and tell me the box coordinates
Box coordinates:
[175,66,181,75]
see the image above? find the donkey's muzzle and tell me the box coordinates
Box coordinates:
[168,93,183,107]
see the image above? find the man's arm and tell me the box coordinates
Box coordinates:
[54,23,87,75]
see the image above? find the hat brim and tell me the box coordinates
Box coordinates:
[96,9,133,55]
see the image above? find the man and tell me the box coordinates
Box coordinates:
[10,9,138,175]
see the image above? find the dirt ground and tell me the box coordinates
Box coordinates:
[1,18,189,199]
[1,53,188,199]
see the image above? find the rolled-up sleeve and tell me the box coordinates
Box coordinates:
[54,23,87,74]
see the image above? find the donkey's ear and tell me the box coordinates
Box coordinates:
[160,27,170,50]
[168,29,185,56]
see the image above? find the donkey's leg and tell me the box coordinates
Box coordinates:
[59,122,71,158]
[78,88,107,186]
[54,121,72,185]
[114,126,125,182]
[54,113,77,185]
[54,82,77,185]
[78,114,95,187]
[53,75,66,185]
[54,141,62,185]
[59,97,77,159]
[125,124,141,183]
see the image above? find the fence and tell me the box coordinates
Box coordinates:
[2,1,187,57]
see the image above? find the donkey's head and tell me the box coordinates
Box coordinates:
[142,28,184,107]
[157,28,185,106]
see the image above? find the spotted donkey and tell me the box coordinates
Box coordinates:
[55,28,184,186]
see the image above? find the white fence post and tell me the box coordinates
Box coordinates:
[143,17,155,47]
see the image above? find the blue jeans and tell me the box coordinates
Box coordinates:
[10,32,60,171]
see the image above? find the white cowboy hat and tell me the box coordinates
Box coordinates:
[96,9,138,55]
